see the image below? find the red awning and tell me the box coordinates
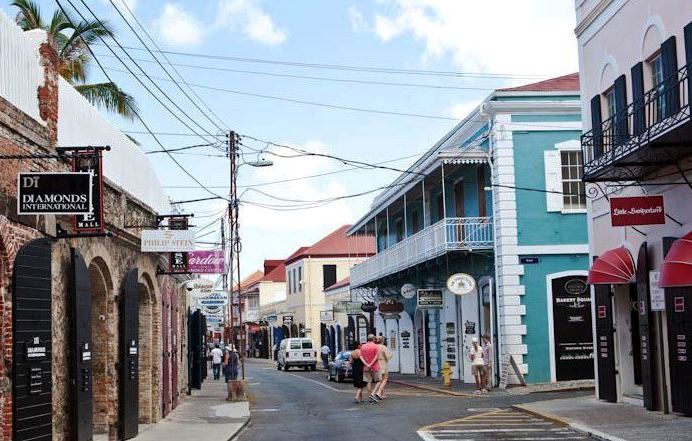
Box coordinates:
[660,231,692,288]
[587,246,636,285]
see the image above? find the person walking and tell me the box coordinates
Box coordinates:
[359,334,381,403]
[373,336,392,400]
[320,343,331,369]
[482,334,494,392]
[349,342,367,403]
[210,344,223,380]
[224,345,240,383]
[468,337,485,394]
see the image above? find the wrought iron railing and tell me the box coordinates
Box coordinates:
[350,217,493,287]
[581,63,691,179]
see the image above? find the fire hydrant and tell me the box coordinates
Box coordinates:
[442,362,452,387]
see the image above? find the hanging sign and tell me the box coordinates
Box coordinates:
[188,250,225,274]
[378,299,404,314]
[17,172,92,215]
[417,289,443,308]
[186,279,215,296]
[141,230,195,252]
[610,195,665,226]
[170,251,189,274]
[361,302,377,313]
[320,310,334,322]
[73,151,105,232]
[447,273,476,296]
[401,283,417,299]
[198,291,229,306]
[283,315,293,326]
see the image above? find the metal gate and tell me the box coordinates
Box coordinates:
[664,237,692,416]
[594,283,617,402]
[71,249,93,440]
[161,291,170,416]
[636,243,657,410]
[119,269,139,439]
[12,238,52,440]
[189,309,203,390]
[171,291,179,408]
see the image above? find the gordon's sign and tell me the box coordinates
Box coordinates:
[610,195,665,226]
[17,172,92,215]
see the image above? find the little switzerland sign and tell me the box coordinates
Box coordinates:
[17,172,92,215]
[610,195,665,227]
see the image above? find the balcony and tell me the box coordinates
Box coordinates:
[350,217,493,287]
[582,64,692,182]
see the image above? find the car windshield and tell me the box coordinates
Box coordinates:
[301,341,313,349]
[289,341,301,349]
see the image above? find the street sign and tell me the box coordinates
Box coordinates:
[141,230,195,252]
[17,172,92,215]
[417,289,443,308]
[610,195,665,226]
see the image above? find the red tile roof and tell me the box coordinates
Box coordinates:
[325,276,350,292]
[237,270,264,292]
[260,260,286,283]
[285,225,375,265]
[498,72,579,92]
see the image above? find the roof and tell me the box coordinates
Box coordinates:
[260,260,286,283]
[237,270,264,293]
[325,276,350,292]
[498,72,579,92]
[285,225,375,265]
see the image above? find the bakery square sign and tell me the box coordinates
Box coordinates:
[610,195,665,227]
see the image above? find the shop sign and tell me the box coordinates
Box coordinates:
[73,151,105,232]
[447,273,476,296]
[378,299,404,314]
[610,195,665,227]
[334,301,363,314]
[198,291,229,307]
[417,289,443,308]
[283,315,293,326]
[245,310,260,322]
[17,172,92,215]
[25,336,47,361]
[320,310,334,322]
[186,279,215,296]
[401,283,417,299]
[649,271,665,311]
[188,250,225,274]
[141,229,195,252]
[258,320,269,327]
[564,279,588,295]
[170,251,188,274]
[361,302,377,313]
[267,315,277,323]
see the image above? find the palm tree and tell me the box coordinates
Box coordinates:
[12,0,137,119]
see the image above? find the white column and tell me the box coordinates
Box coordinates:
[386,207,390,248]
[403,194,408,238]
[421,180,427,228]
[441,163,447,219]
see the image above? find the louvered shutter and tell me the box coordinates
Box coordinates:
[631,63,645,136]
[614,75,628,145]
[661,36,680,116]
[684,22,692,108]
[544,150,562,212]
[590,95,603,158]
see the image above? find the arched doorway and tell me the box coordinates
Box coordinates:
[138,275,154,424]
[88,257,113,435]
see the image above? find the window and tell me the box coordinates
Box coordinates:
[604,88,616,119]
[301,340,313,349]
[649,53,665,122]
[395,218,404,242]
[287,269,292,294]
[297,266,302,292]
[323,264,337,289]
[561,151,586,210]
[290,340,301,349]
[453,181,465,217]
[247,295,259,308]
[411,209,420,234]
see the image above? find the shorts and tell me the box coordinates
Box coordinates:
[472,365,484,376]
[363,370,382,383]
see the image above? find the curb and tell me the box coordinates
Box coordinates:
[390,379,479,397]
[227,416,251,441]
[512,405,628,441]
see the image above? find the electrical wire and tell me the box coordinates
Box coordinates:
[143,142,218,154]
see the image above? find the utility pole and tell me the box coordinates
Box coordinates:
[221,219,227,327]
[227,131,236,352]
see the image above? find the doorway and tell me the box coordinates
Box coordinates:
[613,284,643,398]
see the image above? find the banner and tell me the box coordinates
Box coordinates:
[610,195,665,226]
[188,250,225,274]
[73,151,104,233]
[17,172,92,215]
[141,230,195,252]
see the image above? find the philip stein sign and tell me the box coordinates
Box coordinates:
[17,172,92,215]
[141,230,195,252]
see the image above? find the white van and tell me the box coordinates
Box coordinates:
[277,338,317,371]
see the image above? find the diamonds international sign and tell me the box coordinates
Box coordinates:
[17,172,92,215]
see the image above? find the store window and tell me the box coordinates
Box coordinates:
[561,151,586,210]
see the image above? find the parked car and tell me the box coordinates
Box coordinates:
[277,338,317,371]
[327,351,352,382]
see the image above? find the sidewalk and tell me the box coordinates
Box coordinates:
[130,379,250,441]
[514,395,692,441]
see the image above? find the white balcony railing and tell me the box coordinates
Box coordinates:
[350,217,493,287]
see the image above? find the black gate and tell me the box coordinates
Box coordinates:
[594,283,617,402]
[12,238,52,440]
[119,269,139,439]
[71,249,93,440]
[189,309,203,390]
[663,237,692,416]
[635,243,657,410]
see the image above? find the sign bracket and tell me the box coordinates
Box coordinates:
[55,224,112,240]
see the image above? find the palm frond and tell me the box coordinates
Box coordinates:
[74,82,138,120]
[11,0,43,30]
[61,18,114,61]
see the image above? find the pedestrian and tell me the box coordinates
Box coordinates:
[320,343,331,369]
[210,344,223,380]
[468,337,485,394]
[224,345,240,382]
[482,334,494,392]
[349,342,367,403]
[246,343,251,358]
[359,334,381,403]
[373,336,392,400]
[273,343,278,361]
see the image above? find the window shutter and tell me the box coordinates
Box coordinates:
[684,21,692,108]
[544,150,562,212]
[661,36,680,116]
[631,62,645,136]
[590,95,603,158]
[614,75,628,145]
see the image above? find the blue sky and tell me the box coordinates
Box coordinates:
[2,0,578,279]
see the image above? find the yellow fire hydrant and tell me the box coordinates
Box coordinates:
[442,362,452,387]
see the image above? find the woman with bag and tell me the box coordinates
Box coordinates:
[349,342,367,403]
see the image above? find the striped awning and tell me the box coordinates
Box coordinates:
[660,231,692,288]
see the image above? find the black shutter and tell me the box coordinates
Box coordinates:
[590,95,603,158]
[594,283,617,403]
[119,269,139,439]
[323,265,337,289]
[614,75,629,145]
[636,243,657,411]
[661,36,680,116]
[71,249,93,440]
[684,21,692,108]
[631,63,646,136]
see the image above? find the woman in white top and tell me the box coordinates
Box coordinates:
[468,337,485,395]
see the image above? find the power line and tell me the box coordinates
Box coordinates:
[94,44,548,79]
[143,142,218,154]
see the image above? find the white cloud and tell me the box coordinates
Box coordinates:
[449,100,482,119]
[348,6,369,33]
[365,0,578,76]
[215,0,287,45]
[154,3,206,47]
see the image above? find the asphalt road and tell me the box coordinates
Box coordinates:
[238,360,599,441]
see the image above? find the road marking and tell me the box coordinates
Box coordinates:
[282,371,347,392]
[254,408,279,412]
[249,383,261,386]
